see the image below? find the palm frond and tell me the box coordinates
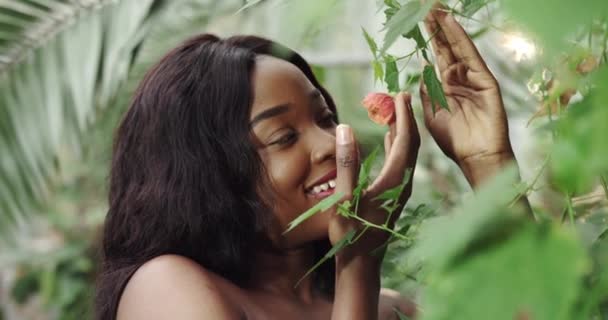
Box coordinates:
[0,0,168,239]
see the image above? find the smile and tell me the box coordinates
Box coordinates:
[306,179,336,199]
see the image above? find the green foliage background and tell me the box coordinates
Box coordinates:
[0,0,607,319]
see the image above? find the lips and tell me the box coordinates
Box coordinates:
[305,168,337,196]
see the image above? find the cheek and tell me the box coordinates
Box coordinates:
[259,149,329,243]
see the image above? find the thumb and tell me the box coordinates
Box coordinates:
[335,124,358,204]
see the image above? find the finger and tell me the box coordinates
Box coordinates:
[384,131,392,159]
[431,7,489,72]
[368,93,413,194]
[423,6,456,74]
[393,92,411,140]
[335,124,358,201]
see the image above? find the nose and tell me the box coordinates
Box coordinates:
[310,127,336,165]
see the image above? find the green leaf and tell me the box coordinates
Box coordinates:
[354,146,381,200]
[384,0,401,9]
[373,168,413,202]
[362,27,378,58]
[373,60,384,82]
[420,223,587,320]
[384,55,400,93]
[381,0,434,53]
[11,269,40,304]
[411,165,522,270]
[295,229,357,287]
[460,0,487,18]
[423,65,449,113]
[403,25,427,50]
[503,0,608,55]
[283,192,344,234]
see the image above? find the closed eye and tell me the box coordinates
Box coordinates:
[271,130,298,146]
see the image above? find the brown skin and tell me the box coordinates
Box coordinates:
[420,5,518,188]
[116,8,523,319]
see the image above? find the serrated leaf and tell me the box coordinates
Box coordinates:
[373,168,413,202]
[423,65,449,113]
[384,55,400,93]
[284,192,344,234]
[362,27,378,58]
[381,0,434,53]
[354,146,381,200]
[404,24,427,50]
[373,60,384,82]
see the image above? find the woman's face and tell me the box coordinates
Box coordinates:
[249,55,338,248]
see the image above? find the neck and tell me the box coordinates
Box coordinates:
[248,240,326,304]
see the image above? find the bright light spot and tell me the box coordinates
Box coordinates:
[503,33,537,62]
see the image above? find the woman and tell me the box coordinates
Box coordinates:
[95,7,521,320]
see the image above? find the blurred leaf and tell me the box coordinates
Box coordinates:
[381,0,434,53]
[420,223,587,320]
[384,55,400,93]
[411,165,522,270]
[0,0,168,236]
[11,268,39,304]
[503,0,608,55]
[460,0,487,18]
[423,65,449,112]
[550,67,608,194]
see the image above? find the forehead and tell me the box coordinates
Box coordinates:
[250,55,317,118]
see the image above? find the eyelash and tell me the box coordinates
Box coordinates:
[272,130,298,146]
[270,113,336,147]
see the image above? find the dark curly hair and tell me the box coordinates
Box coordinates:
[94,34,339,320]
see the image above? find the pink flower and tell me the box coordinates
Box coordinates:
[361,92,395,125]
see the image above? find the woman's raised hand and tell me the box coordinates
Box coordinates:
[421,5,515,186]
[329,93,419,262]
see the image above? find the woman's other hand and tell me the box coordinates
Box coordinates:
[421,5,515,187]
[329,92,420,263]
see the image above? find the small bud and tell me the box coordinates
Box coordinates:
[361,92,395,125]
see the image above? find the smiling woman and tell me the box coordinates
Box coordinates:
[94,33,418,320]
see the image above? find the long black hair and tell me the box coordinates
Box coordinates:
[94,34,339,319]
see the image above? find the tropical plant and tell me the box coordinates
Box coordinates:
[0,0,169,242]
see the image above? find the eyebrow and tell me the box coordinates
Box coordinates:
[249,89,322,128]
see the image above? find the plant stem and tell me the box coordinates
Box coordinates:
[600,175,608,200]
[566,193,575,225]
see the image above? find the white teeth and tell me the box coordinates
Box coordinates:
[309,179,337,195]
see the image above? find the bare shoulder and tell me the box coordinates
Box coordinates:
[378,287,417,320]
[117,254,246,320]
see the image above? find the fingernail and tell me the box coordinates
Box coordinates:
[336,124,353,144]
